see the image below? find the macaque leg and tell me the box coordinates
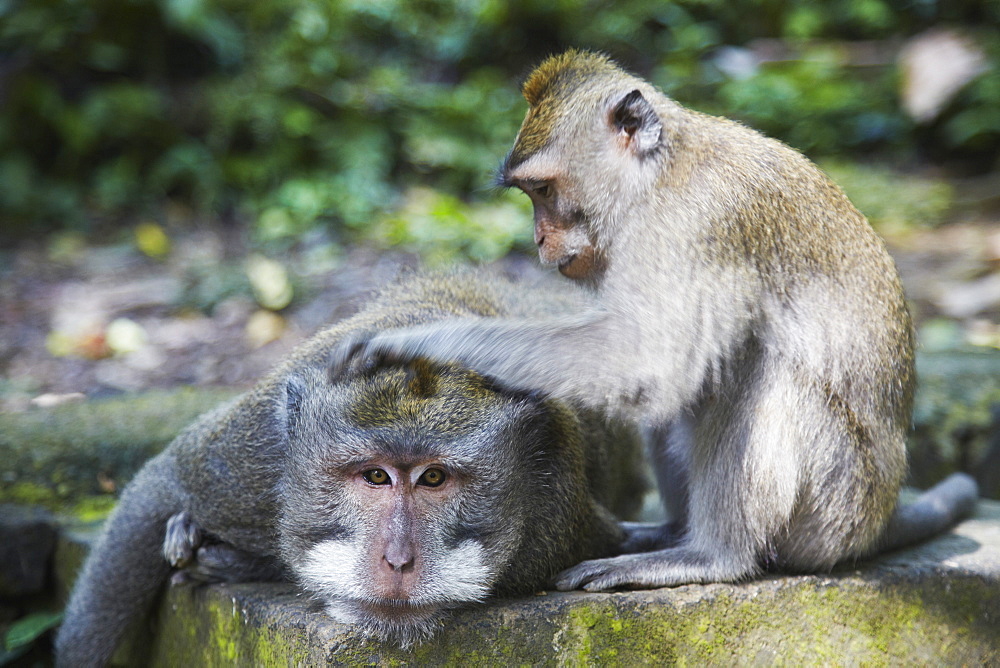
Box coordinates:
[556,354,804,590]
[618,419,692,553]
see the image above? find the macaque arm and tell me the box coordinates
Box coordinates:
[329,311,690,416]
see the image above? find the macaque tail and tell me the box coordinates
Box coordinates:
[55,455,182,668]
[877,472,978,555]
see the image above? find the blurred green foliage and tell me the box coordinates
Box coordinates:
[1,0,997,254]
[911,352,1000,497]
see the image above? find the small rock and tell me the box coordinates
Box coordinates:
[246,310,286,349]
[246,255,293,311]
[900,29,989,123]
[30,393,86,408]
[106,318,148,355]
[935,272,1000,319]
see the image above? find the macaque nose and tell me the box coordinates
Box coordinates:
[383,543,415,572]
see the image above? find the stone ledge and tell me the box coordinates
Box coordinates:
[129,500,1000,665]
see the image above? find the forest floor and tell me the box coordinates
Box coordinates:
[1,216,998,413]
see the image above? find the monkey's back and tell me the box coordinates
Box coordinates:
[672,107,916,561]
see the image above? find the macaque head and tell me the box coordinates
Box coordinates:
[277,360,599,646]
[498,50,665,286]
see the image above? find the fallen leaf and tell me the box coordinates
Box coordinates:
[106,318,148,354]
[246,254,293,310]
[135,222,171,258]
[245,309,286,348]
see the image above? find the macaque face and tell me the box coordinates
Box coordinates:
[279,364,530,647]
[502,172,606,284]
[498,69,664,287]
[290,450,496,646]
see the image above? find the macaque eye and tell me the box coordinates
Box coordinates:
[533,183,553,199]
[519,181,553,200]
[362,468,391,485]
[418,468,446,487]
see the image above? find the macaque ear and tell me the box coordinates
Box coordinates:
[610,89,662,156]
[283,374,306,439]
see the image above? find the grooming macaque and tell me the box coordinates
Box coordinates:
[55,271,646,667]
[330,50,978,591]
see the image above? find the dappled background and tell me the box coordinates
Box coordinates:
[1,1,999,472]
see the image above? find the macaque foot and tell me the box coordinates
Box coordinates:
[163,511,202,569]
[554,548,753,592]
[617,521,683,554]
[163,512,282,585]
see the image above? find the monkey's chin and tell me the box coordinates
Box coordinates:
[556,250,602,282]
[323,598,450,648]
[556,254,578,274]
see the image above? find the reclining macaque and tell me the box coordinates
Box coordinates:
[56,271,646,666]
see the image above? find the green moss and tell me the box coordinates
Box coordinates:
[492,576,996,665]
[69,495,118,522]
[3,477,121,521]
[134,574,999,665]
[2,481,58,507]
[819,161,954,233]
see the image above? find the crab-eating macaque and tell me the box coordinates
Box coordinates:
[328,50,978,592]
[55,270,646,667]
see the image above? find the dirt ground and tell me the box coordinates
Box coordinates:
[1,219,998,413]
[0,228,542,411]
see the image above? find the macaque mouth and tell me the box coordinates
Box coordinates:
[358,597,443,619]
[557,254,578,269]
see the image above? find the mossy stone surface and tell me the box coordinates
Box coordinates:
[107,500,999,666]
[0,387,238,511]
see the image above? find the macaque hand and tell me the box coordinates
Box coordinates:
[327,331,412,382]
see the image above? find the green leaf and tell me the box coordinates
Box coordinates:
[4,611,64,651]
